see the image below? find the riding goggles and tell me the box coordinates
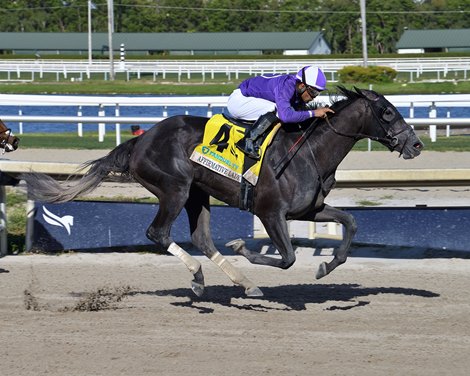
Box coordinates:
[306,86,322,98]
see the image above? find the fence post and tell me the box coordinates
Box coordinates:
[25,199,35,252]
[429,102,437,142]
[98,104,105,142]
[115,104,121,146]
[446,111,451,137]
[77,105,83,137]
[18,109,23,134]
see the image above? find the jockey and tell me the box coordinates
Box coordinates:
[227,66,335,160]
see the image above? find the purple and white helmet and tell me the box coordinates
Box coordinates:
[295,66,327,91]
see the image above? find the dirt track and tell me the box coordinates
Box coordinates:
[1,248,470,376]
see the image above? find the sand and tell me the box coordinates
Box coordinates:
[1,250,469,376]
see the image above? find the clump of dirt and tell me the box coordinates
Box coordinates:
[63,285,132,312]
[24,289,40,311]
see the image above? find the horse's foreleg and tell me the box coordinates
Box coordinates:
[185,187,262,297]
[301,204,357,279]
[226,213,296,269]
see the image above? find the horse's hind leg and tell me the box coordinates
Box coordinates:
[185,186,263,297]
[145,194,205,297]
[226,212,296,269]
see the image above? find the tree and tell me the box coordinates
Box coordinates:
[0,0,467,54]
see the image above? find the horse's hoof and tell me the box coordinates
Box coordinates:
[315,262,328,279]
[245,286,264,297]
[225,238,245,253]
[191,281,205,297]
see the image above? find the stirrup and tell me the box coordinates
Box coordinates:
[236,139,260,160]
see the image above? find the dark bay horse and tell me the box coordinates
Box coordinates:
[0,119,20,152]
[22,87,423,297]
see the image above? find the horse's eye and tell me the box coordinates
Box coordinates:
[382,108,395,122]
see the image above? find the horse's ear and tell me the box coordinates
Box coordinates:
[355,87,380,101]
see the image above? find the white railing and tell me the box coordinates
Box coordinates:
[1,93,470,108]
[1,93,469,145]
[0,57,469,81]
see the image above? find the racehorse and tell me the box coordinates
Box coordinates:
[0,119,20,152]
[22,87,423,297]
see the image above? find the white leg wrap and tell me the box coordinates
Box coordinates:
[210,251,254,288]
[167,242,201,274]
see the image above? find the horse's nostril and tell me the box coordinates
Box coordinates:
[414,142,423,149]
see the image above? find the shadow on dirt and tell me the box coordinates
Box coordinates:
[133,283,439,313]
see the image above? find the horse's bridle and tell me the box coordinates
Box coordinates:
[324,98,410,153]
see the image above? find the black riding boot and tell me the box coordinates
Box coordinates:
[236,112,278,160]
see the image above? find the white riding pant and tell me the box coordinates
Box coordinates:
[227,89,276,121]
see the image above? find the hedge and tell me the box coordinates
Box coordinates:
[338,65,397,83]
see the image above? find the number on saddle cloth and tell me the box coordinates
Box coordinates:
[189,114,280,197]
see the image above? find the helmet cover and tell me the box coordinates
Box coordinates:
[295,66,327,91]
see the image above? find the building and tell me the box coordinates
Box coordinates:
[396,29,470,54]
[0,32,331,56]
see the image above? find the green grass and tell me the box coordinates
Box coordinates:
[18,131,136,149]
[0,79,240,96]
[6,188,27,254]
[1,76,470,95]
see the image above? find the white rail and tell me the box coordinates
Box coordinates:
[0,58,469,81]
[2,115,470,127]
[1,93,469,145]
[1,93,470,108]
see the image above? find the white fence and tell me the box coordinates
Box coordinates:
[0,57,469,82]
[0,93,469,145]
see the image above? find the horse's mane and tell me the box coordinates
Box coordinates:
[328,86,366,113]
[283,86,371,133]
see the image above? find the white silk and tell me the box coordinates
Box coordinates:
[227,89,276,121]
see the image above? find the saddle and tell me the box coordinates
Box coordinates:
[190,114,281,211]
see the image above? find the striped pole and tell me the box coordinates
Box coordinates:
[119,43,126,70]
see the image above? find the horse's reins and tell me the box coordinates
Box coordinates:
[273,117,319,176]
[273,99,411,176]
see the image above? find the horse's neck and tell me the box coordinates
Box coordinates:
[315,133,356,178]
[307,106,365,178]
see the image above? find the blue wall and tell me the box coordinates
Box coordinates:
[31,201,470,253]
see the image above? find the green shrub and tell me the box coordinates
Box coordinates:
[338,65,397,83]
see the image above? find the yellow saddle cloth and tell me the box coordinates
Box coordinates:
[190,114,280,186]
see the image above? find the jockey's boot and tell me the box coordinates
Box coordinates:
[236,112,278,160]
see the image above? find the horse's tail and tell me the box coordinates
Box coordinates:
[21,137,139,203]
